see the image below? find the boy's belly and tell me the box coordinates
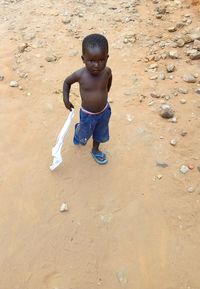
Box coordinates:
[81,92,108,113]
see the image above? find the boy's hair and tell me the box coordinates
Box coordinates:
[82,34,109,54]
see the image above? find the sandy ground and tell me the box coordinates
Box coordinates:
[0,0,200,288]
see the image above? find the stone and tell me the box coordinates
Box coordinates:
[170,116,177,123]
[45,55,57,62]
[181,130,187,136]
[187,186,195,193]
[169,50,179,59]
[168,26,177,32]
[159,72,166,80]
[157,174,163,179]
[18,43,28,53]
[178,88,188,94]
[0,75,4,81]
[156,160,168,168]
[197,165,200,172]
[196,88,200,95]
[60,202,68,212]
[166,63,175,73]
[159,103,175,119]
[180,99,186,104]
[62,17,71,24]
[151,92,160,98]
[170,139,177,146]
[176,38,185,47]
[189,51,200,60]
[9,80,18,87]
[116,271,128,285]
[183,74,196,83]
[193,39,200,51]
[190,27,200,41]
[180,165,189,174]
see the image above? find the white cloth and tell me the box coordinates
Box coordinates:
[50,109,75,171]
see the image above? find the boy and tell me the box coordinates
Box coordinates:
[63,34,112,165]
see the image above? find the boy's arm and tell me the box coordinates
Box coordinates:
[107,68,112,92]
[63,70,81,111]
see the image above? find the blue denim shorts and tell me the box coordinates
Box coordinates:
[74,103,111,144]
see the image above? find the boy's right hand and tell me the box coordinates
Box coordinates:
[65,101,74,111]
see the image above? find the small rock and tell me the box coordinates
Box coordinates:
[116,271,128,285]
[170,139,177,146]
[178,88,188,94]
[187,186,195,193]
[170,116,177,123]
[60,202,68,212]
[180,165,189,174]
[188,164,195,170]
[18,43,28,53]
[158,72,166,80]
[190,27,200,41]
[183,74,196,83]
[45,55,57,62]
[126,114,133,122]
[168,26,177,32]
[176,38,185,47]
[0,75,4,81]
[62,17,71,24]
[193,39,200,51]
[166,63,175,73]
[189,51,200,60]
[159,103,175,119]
[151,92,160,98]
[156,160,168,168]
[169,50,179,59]
[197,165,200,172]
[157,174,163,179]
[196,88,200,95]
[180,99,186,104]
[9,80,18,87]
[180,130,187,136]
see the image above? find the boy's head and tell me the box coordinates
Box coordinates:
[82,34,109,75]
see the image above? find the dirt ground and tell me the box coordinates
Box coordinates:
[0,0,200,288]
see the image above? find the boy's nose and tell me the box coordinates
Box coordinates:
[93,62,99,67]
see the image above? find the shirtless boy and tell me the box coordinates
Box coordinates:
[63,34,112,165]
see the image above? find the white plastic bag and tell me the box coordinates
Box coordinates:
[50,109,75,171]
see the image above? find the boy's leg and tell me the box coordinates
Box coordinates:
[92,140,100,153]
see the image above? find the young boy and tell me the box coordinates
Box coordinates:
[63,34,112,165]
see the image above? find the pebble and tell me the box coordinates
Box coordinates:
[159,103,175,119]
[45,55,57,62]
[18,43,28,53]
[166,63,175,73]
[188,164,195,170]
[189,51,200,60]
[60,202,68,212]
[169,50,179,59]
[62,17,71,24]
[196,88,200,95]
[170,116,177,123]
[168,26,177,32]
[156,160,168,168]
[180,165,189,174]
[178,88,188,94]
[151,92,160,98]
[183,74,196,83]
[193,39,200,51]
[157,174,163,179]
[126,114,133,122]
[180,99,186,104]
[9,80,18,87]
[0,75,4,81]
[170,139,177,146]
[176,38,185,47]
[158,72,166,80]
[116,271,128,285]
[197,165,200,172]
[180,130,187,136]
[187,186,195,193]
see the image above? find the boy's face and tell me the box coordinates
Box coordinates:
[82,46,109,76]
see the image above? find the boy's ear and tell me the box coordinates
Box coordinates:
[107,54,109,59]
[81,55,85,62]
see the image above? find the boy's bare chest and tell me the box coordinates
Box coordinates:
[80,73,108,91]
